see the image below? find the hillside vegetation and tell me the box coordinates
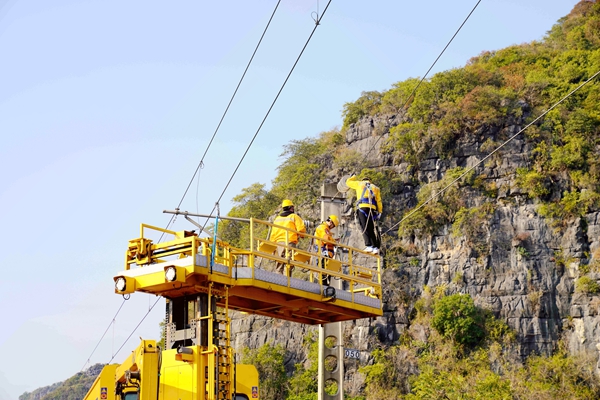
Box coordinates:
[244,290,599,399]
[223,0,600,239]
[19,364,104,400]
[363,1,599,235]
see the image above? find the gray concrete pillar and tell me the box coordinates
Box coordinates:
[318,183,345,400]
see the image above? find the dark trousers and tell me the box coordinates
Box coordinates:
[357,209,380,248]
[318,248,333,286]
[320,258,330,286]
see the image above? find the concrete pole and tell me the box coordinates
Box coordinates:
[317,183,345,400]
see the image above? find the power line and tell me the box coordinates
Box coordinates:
[163,0,283,234]
[108,296,162,364]
[359,0,482,165]
[80,298,127,371]
[384,68,600,235]
[199,0,333,233]
[86,0,327,371]
[91,0,285,367]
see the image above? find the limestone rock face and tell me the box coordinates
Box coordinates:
[231,112,600,381]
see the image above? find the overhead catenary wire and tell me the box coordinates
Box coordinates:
[99,0,331,363]
[359,0,482,165]
[333,0,482,232]
[199,0,333,234]
[80,298,127,372]
[161,0,283,238]
[108,296,162,364]
[89,0,325,372]
[384,68,600,235]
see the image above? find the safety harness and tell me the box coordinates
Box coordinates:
[357,182,379,220]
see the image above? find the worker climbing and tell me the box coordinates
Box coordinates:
[346,174,382,255]
[269,199,307,275]
[314,214,339,286]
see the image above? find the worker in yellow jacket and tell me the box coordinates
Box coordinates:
[315,215,339,286]
[345,175,382,254]
[269,199,306,275]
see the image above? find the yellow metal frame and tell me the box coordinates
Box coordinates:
[117,219,383,323]
[115,340,159,398]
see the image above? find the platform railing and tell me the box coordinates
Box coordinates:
[126,215,382,301]
[240,218,381,297]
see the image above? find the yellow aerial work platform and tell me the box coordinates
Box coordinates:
[114,217,383,325]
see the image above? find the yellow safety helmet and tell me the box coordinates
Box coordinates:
[327,215,339,227]
[282,199,294,208]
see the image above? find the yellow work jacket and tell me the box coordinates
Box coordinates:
[315,222,336,256]
[346,176,383,214]
[270,213,306,244]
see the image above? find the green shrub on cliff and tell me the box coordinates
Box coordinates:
[431,293,485,346]
[241,343,287,400]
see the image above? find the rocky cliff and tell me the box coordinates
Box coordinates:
[231,108,600,382]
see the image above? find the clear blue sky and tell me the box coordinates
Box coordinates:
[0,0,580,398]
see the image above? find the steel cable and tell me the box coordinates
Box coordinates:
[161,0,283,238]
[384,68,600,235]
[199,0,333,234]
[359,0,483,165]
[108,296,162,364]
[80,298,127,371]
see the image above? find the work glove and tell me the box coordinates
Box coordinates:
[374,213,381,221]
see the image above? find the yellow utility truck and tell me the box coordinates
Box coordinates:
[84,217,381,400]
[84,339,258,400]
